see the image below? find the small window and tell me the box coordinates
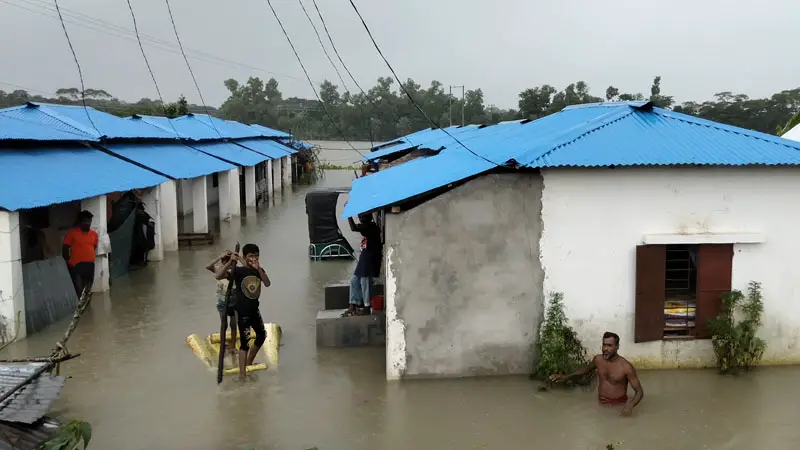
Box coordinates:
[635,243,732,343]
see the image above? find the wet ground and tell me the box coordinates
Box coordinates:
[3,166,800,449]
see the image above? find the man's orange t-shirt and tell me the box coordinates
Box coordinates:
[63,228,98,267]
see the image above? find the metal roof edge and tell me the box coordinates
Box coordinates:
[27,103,103,139]
[562,100,652,111]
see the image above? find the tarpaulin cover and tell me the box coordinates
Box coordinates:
[305,191,353,252]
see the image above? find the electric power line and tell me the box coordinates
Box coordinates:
[1,0,313,86]
[51,0,100,136]
[297,0,373,148]
[264,0,365,157]
[123,0,181,136]
[346,0,499,167]
[163,0,221,137]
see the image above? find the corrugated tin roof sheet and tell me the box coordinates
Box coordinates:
[234,139,293,159]
[344,102,800,217]
[0,363,64,424]
[103,142,236,179]
[364,125,481,161]
[0,103,176,140]
[0,145,169,211]
[244,123,292,139]
[0,115,95,141]
[0,417,60,450]
[189,141,269,166]
[171,114,265,140]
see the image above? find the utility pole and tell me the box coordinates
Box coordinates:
[449,85,465,126]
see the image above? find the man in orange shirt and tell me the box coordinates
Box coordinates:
[63,210,99,296]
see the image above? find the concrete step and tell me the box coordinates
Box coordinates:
[316,309,386,347]
[324,283,384,310]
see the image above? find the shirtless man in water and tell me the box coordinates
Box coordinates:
[549,332,644,417]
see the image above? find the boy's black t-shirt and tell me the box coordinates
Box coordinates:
[233,266,262,315]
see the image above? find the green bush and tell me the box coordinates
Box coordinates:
[39,420,91,450]
[708,281,767,374]
[532,292,590,384]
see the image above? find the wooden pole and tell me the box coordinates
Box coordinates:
[217,243,239,384]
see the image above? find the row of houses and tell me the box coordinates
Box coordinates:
[0,102,310,342]
[347,101,800,380]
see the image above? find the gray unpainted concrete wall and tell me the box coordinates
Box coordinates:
[385,172,545,379]
[23,258,78,335]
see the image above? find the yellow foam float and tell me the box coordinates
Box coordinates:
[185,323,282,376]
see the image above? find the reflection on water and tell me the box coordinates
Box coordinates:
[3,170,800,449]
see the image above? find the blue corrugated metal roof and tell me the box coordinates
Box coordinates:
[103,142,236,179]
[344,101,800,217]
[0,115,95,141]
[246,124,292,139]
[234,139,293,159]
[171,114,268,140]
[0,145,168,210]
[0,103,176,140]
[189,141,269,166]
[364,125,482,161]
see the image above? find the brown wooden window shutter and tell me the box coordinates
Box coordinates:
[695,244,733,339]
[635,244,666,343]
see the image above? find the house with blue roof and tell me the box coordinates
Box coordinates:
[346,101,800,380]
[0,102,307,341]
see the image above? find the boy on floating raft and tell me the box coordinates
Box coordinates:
[216,243,271,380]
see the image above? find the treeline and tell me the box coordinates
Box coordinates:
[3,75,799,141]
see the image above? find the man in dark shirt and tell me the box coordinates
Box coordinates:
[345,213,382,316]
[216,243,271,380]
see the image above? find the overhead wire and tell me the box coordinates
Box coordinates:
[346,0,500,167]
[162,0,222,138]
[50,0,101,137]
[264,0,365,157]
[306,0,374,148]
[0,0,313,86]
[122,0,181,137]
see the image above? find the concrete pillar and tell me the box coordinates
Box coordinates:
[218,170,232,221]
[266,160,274,198]
[191,176,208,233]
[230,167,241,217]
[178,179,193,215]
[81,195,110,293]
[0,211,26,340]
[281,156,291,187]
[159,180,179,252]
[245,166,257,207]
[141,186,164,262]
[272,157,282,195]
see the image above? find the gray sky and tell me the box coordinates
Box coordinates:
[0,0,798,109]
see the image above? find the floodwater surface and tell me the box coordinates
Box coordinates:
[3,169,800,450]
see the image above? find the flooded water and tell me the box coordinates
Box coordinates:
[3,170,800,449]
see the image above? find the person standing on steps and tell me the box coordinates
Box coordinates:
[344,212,382,316]
[216,243,271,381]
[62,210,98,296]
[549,332,644,417]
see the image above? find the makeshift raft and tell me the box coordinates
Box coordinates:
[186,323,282,376]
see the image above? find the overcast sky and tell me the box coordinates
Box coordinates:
[0,0,798,109]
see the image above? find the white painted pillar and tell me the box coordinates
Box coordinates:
[178,179,193,215]
[81,195,110,293]
[159,180,179,252]
[245,166,257,207]
[281,156,291,187]
[141,186,164,262]
[218,170,232,221]
[0,211,26,340]
[191,176,208,233]
[272,157,282,195]
[266,160,274,198]
[229,167,241,217]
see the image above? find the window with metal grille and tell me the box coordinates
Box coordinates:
[635,244,732,342]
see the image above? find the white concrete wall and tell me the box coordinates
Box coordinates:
[266,160,274,198]
[272,158,282,195]
[177,179,193,215]
[81,195,110,293]
[218,168,242,220]
[141,186,164,261]
[281,156,291,187]
[0,211,26,340]
[206,175,219,206]
[159,180,179,252]
[540,166,800,369]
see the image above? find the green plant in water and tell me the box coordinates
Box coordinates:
[532,292,591,385]
[39,420,91,450]
[708,281,767,375]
